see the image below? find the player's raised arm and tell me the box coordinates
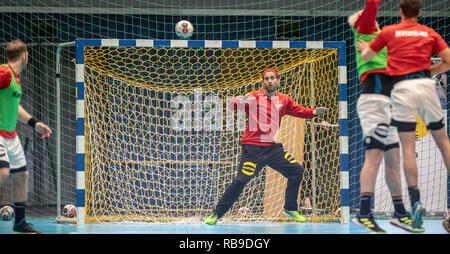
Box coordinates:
[353,0,381,35]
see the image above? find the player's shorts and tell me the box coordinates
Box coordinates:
[357,94,399,150]
[357,73,399,150]
[390,78,445,132]
[0,136,27,173]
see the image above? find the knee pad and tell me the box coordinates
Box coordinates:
[363,136,385,150]
[373,123,389,139]
[364,123,389,150]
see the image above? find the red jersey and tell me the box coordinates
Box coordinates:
[0,64,14,89]
[0,64,20,138]
[369,19,449,76]
[229,89,317,146]
[354,0,385,83]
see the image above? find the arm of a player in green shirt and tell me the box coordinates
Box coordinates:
[18,105,52,138]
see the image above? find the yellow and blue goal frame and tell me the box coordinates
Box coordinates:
[74,39,349,224]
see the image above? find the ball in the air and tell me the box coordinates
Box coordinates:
[175,20,194,39]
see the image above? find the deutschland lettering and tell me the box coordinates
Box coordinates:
[395,30,428,37]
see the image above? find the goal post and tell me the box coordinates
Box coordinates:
[75,39,348,224]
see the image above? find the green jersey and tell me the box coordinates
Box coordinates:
[0,64,22,132]
[352,28,387,81]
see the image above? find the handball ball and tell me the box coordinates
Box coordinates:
[175,20,194,39]
[62,204,77,218]
[0,205,14,221]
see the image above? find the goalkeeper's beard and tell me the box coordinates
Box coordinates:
[264,84,277,96]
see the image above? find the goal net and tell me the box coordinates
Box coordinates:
[76,39,345,224]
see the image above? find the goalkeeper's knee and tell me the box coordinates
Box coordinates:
[287,164,304,180]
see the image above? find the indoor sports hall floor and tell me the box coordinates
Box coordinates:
[0,218,447,234]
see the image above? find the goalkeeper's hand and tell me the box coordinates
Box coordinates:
[313,107,329,115]
[238,95,255,104]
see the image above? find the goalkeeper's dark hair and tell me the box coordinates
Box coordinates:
[400,0,422,18]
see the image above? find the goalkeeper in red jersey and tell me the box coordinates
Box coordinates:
[0,40,52,234]
[204,68,328,225]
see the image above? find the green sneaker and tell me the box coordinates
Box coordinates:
[283,209,307,222]
[411,202,426,233]
[205,211,218,225]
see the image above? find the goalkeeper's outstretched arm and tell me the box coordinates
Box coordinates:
[285,96,329,118]
[228,93,255,111]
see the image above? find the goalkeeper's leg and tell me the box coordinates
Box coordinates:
[205,145,265,225]
[213,174,250,218]
[266,143,306,222]
[206,167,261,224]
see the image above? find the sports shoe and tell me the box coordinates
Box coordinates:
[13,219,42,234]
[390,211,412,232]
[352,212,386,234]
[442,212,450,233]
[282,209,307,222]
[205,211,218,225]
[411,201,426,233]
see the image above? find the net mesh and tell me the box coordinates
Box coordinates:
[0,0,448,219]
[82,46,340,223]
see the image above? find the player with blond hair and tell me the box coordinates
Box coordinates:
[0,39,52,234]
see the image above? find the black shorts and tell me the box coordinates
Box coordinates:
[361,73,394,97]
